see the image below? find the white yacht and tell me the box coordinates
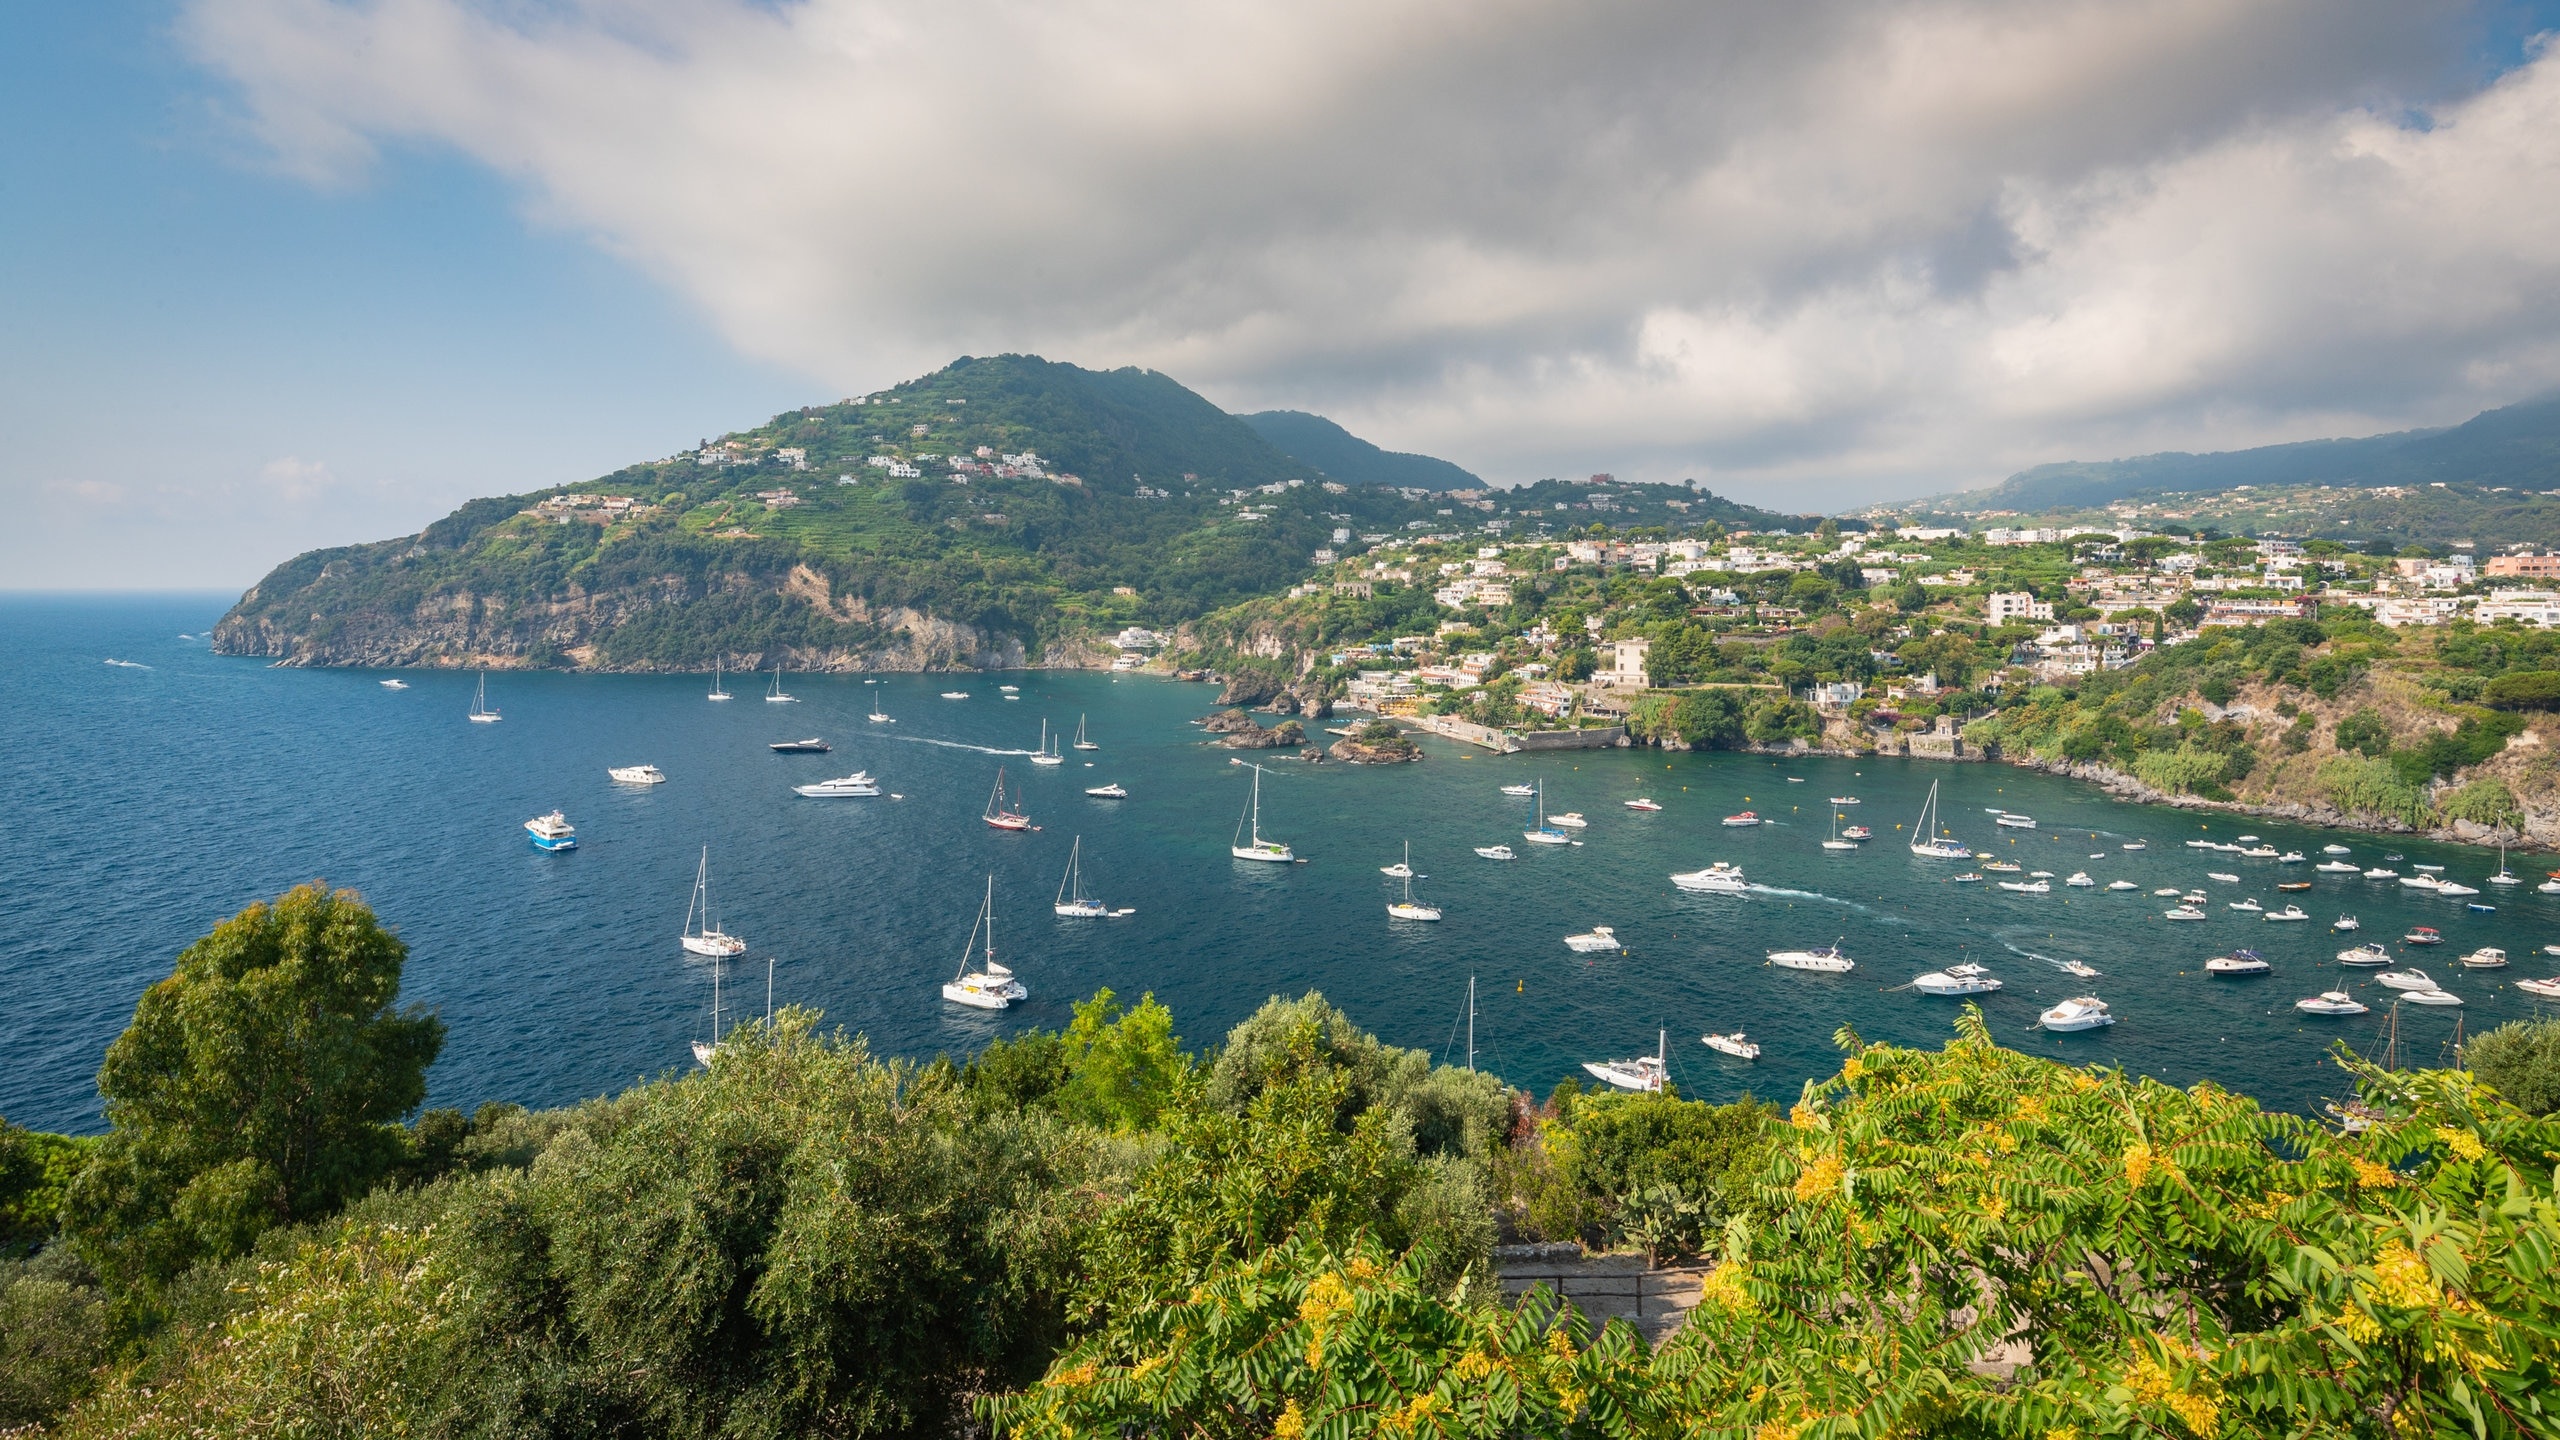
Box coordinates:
[1768,944,1854,973]
[1997,879,2051,894]
[1702,1031,1760,1060]
[2460,947,2509,969]
[1475,844,1516,861]
[2206,949,2271,976]
[1671,861,1748,893]
[2433,881,2482,898]
[1499,783,1537,797]
[1053,838,1131,918]
[2263,905,2310,923]
[1994,813,2037,830]
[1551,811,1589,829]
[794,770,882,798]
[2337,942,2392,966]
[608,764,667,785]
[2065,872,2096,887]
[2228,898,2264,913]
[708,660,732,702]
[379,678,408,690]
[1523,780,1573,845]
[2297,991,2369,1016]
[2323,844,2353,855]
[2377,969,2439,991]
[679,848,746,957]
[468,671,500,723]
[2363,867,2399,880]
[2516,975,2560,999]
[1564,926,1622,953]
[2122,840,2148,851]
[1911,963,2000,996]
[765,666,797,703]
[1380,849,1414,879]
[1907,779,1972,859]
[2280,851,2306,864]
[525,811,577,851]
[2165,906,2208,921]
[2057,959,2102,978]
[1386,844,1441,921]
[2107,879,2139,891]
[1231,763,1294,862]
[2039,997,2115,1031]
[2208,872,2241,883]
[943,877,1028,1008]
[2402,988,2464,1007]
[1085,782,1128,798]
[2316,860,2360,873]
[1583,1031,1667,1092]
[1071,714,1099,751]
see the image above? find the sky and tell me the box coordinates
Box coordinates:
[8,2,2560,589]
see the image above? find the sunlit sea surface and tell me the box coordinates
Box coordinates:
[6,594,2554,1133]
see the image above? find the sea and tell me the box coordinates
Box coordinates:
[5,593,2554,1134]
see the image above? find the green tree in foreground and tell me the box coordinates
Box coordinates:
[63,883,443,1295]
[2471,1018,2560,1115]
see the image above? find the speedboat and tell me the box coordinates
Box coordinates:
[1550,812,1589,829]
[2263,905,2310,922]
[608,764,667,785]
[2228,899,2263,913]
[2208,872,2240,883]
[2058,959,2101,977]
[2400,874,2443,892]
[2241,846,2280,859]
[2297,991,2369,1016]
[2541,879,2560,894]
[1722,811,1762,827]
[1996,879,2050,894]
[1912,963,2000,995]
[1564,927,1622,953]
[2337,942,2391,966]
[2333,915,2360,931]
[379,678,408,689]
[2107,879,2139,891]
[1584,1032,1668,1092]
[998,684,1019,694]
[2165,906,2207,921]
[2280,851,2306,863]
[1475,845,1516,861]
[1769,944,1855,973]
[2377,969,2438,991]
[769,738,832,754]
[2065,872,2095,887]
[1085,782,1128,798]
[794,771,882,797]
[2316,860,2360,873]
[941,690,970,699]
[1500,784,1537,797]
[1842,825,1873,840]
[1829,795,1860,806]
[2516,976,2560,999]
[2237,834,2260,844]
[1671,861,1748,893]
[2404,927,2444,946]
[2122,840,2147,850]
[2433,881,2481,898]
[1702,1031,1760,1060]
[2323,844,2353,855]
[1624,797,1662,811]
[2460,947,2508,969]
[2402,989,2464,1007]
[2363,868,2399,881]
[525,811,578,851]
[2206,949,2271,976]
[1995,814,2037,829]
[1983,860,2023,873]
[1952,872,1983,883]
[2153,887,2184,897]
[2039,996,2115,1031]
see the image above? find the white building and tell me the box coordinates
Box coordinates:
[1986,592,2055,626]
[1594,636,1651,689]
[2475,589,2560,627]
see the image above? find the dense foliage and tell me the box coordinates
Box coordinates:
[2470,1019,2560,1116]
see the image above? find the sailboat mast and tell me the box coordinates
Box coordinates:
[984,875,996,968]
[766,957,774,1026]
[1250,764,1262,844]
[1467,976,1476,1073]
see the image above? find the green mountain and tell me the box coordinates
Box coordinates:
[1238,410,1482,491]
[213,355,1434,671]
[1949,395,2560,513]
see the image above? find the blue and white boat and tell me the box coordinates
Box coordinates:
[525,810,578,851]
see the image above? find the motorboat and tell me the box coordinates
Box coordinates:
[2277,881,2313,892]
[379,678,408,690]
[2541,879,2560,894]
[1830,795,1860,806]
[1952,872,1983,883]
[2363,868,2399,880]
[2316,860,2360,873]
[2153,887,2185,897]
[941,690,970,699]
[1500,784,1537,797]
[1550,812,1589,829]
[2402,989,2463,1007]
[985,768,1035,832]
[999,684,1020,694]
[2228,898,2263,913]
[2182,891,2210,905]
[2039,996,2115,1031]
[2337,942,2391,966]
[2107,880,2139,891]
[2460,947,2509,969]
[2516,976,2560,999]
[2323,844,2353,855]
[2333,915,2361,932]
[1702,1032,1760,1060]
[1085,782,1128,798]
[2433,881,2482,898]
[2029,870,2056,878]
[769,738,832,753]
[1624,797,1663,811]
[608,764,667,785]
[2240,846,2280,859]
[795,771,882,797]
[1983,860,2023,873]
[2165,906,2207,921]
[1386,843,1441,921]
[943,877,1028,1009]
[1997,879,2051,894]
[1380,850,1414,879]
[1842,825,1873,840]
[2400,874,2444,892]
[1908,780,1973,859]
[2404,927,2444,946]
[2263,905,2310,923]
[1565,927,1622,953]
[1995,813,2037,829]
[679,848,746,957]
[1911,963,2001,995]
[525,811,578,852]
[2207,872,2241,883]
[1231,763,1292,861]
[1721,811,1762,827]
[2206,949,2271,976]
[2065,872,2096,887]
[1475,844,1517,861]
[1583,1032,1667,1092]
[2122,840,2148,850]
[2237,834,2260,844]
[2058,959,2101,978]
[1768,944,1855,973]
[1671,861,1748,893]
[2297,991,2369,1016]
[2377,969,2438,991]
[2280,852,2306,864]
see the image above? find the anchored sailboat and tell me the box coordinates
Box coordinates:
[692,955,723,1065]
[708,660,732,702]
[766,665,797,704]
[1522,778,1571,845]
[1071,714,1098,750]
[984,767,1035,831]
[1030,719,1065,765]
[1907,779,1971,858]
[866,678,891,724]
[1231,762,1294,862]
[1054,837,1131,917]
[943,876,1028,1008]
[1386,842,1441,920]
[468,671,500,723]
[679,847,747,957]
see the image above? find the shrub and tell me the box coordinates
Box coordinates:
[2439,777,2523,832]
[2316,755,2435,827]
[2470,1019,2560,1115]
[2131,743,2233,796]
[2333,706,2393,757]
[2485,669,2560,710]
[0,1254,109,1427]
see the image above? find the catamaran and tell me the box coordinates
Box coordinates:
[984,768,1034,831]
[468,671,500,723]
[1071,714,1098,751]
[766,665,796,703]
[1053,837,1130,917]
[943,876,1028,1008]
[1523,779,1572,845]
[1907,779,1970,858]
[1231,762,1293,861]
[866,679,892,723]
[1387,843,1441,921]
[1029,720,1065,766]
[1582,1031,1667,1092]
[680,848,746,957]
[708,660,732,701]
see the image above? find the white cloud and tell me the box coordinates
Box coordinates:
[179,0,2560,506]
[258,455,338,500]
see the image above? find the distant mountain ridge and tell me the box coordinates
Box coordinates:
[1239,410,1482,491]
[1945,396,2560,514]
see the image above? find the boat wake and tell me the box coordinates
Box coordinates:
[1742,883,1872,915]
[1999,941,2084,973]
[103,658,151,669]
[886,736,1034,757]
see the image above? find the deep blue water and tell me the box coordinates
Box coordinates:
[6,594,2556,1133]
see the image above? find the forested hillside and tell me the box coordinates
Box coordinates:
[1240,410,1483,490]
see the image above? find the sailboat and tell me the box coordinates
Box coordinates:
[1231,762,1294,862]
[1522,779,1572,845]
[1071,714,1098,751]
[692,955,723,1065]
[943,876,1028,1008]
[1030,719,1065,766]
[708,660,733,702]
[1387,843,1441,920]
[467,671,500,723]
[866,679,892,724]
[1822,809,1858,851]
[680,848,747,957]
[766,665,797,704]
[1054,837,1131,917]
[1907,779,1971,858]
[1582,1030,1667,1092]
[2489,843,2520,886]
[984,768,1034,831]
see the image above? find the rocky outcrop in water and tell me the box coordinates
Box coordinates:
[1329,723,1422,763]
[1220,718,1305,749]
